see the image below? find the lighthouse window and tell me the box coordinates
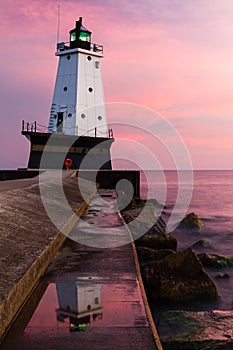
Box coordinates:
[79,32,91,42]
[95,61,100,69]
[87,56,92,61]
[66,55,71,60]
[88,87,93,93]
[54,114,57,119]
[70,32,76,42]
[98,116,102,121]
[63,86,68,91]
[68,113,72,118]
[81,114,86,119]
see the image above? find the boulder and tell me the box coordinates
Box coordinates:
[144,198,165,209]
[122,202,177,250]
[136,247,175,263]
[136,233,177,251]
[192,239,212,249]
[117,192,161,212]
[119,195,165,211]
[215,273,230,279]
[141,248,219,302]
[177,212,204,230]
[198,252,233,268]
[116,190,137,211]
[122,203,159,231]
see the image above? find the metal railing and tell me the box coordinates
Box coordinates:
[22,120,37,133]
[22,120,114,139]
[56,41,103,54]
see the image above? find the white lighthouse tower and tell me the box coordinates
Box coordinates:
[56,282,103,331]
[48,17,108,138]
[22,17,114,169]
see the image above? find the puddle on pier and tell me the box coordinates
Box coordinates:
[26,282,104,333]
[2,275,146,349]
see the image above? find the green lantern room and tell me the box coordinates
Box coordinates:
[69,17,92,50]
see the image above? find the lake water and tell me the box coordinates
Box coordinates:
[140,170,233,312]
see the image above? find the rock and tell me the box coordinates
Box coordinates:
[215,273,230,279]
[141,248,219,302]
[157,309,233,349]
[198,252,233,268]
[197,252,215,267]
[124,196,146,211]
[136,247,175,263]
[116,190,137,211]
[120,196,165,211]
[117,193,161,212]
[122,202,177,251]
[192,239,212,249]
[177,212,204,230]
[144,198,166,209]
[122,202,177,250]
[136,233,177,251]
[122,203,158,231]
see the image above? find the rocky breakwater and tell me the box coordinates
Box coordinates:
[121,198,219,303]
[141,248,218,303]
[120,197,233,350]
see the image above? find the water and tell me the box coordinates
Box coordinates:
[140,170,233,311]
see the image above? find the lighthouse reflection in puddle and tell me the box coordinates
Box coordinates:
[56,281,103,332]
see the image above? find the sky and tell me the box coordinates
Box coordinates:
[0,0,233,169]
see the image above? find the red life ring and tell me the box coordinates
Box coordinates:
[64,158,73,169]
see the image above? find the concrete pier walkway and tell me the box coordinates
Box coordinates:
[0,174,162,349]
[0,173,97,342]
[1,188,162,350]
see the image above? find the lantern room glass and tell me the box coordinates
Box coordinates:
[79,31,91,42]
[70,31,76,42]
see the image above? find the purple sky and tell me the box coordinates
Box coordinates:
[0,0,233,169]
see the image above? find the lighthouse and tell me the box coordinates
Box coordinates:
[48,17,108,138]
[22,17,114,170]
[56,282,103,331]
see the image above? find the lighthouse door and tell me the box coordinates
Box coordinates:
[57,112,64,133]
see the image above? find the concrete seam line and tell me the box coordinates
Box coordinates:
[0,185,98,342]
[118,210,164,350]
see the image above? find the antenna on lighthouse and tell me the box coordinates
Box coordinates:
[57,4,61,43]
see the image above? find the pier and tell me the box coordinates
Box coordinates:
[0,173,162,349]
[0,14,163,350]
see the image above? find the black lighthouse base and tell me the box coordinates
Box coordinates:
[22,131,114,170]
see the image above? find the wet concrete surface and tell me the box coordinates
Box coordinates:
[1,190,159,349]
[0,173,96,342]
